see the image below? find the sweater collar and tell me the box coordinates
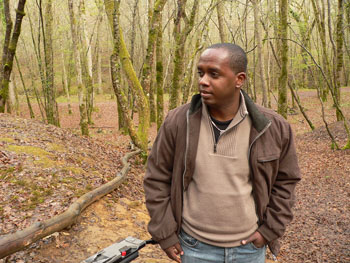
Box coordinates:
[189,90,270,133]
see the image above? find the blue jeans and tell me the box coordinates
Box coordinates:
[179,229,266,263]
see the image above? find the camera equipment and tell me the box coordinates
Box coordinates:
[81,236,156,263]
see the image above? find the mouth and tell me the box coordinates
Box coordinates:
[200,90,212,99]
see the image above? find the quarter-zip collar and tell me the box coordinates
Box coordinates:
[203,91,249,153]
[188,90,270,133]
[183,91,271,191]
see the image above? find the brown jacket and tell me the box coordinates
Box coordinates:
[144,92,301,256]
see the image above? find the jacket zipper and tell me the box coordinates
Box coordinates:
[247,121,274,256]
[248,121,272,159]
[182,110,190,191]
[248,121,271,220]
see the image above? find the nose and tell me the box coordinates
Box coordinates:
[199,73,209,87]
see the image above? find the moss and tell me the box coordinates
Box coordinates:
[12,178,27,187]
[60,177,77,184]
[6,145,67,168]
[7,145,53,157]
[33,157,58,168]
[11,195,19,201]
[0,167,16,180]
[74,189,86,198]
[85,184,93,191]
[342,140,350,150]
[0,137,15,143]
[30,190,46,205]
[62,166,85,175]
[48,143,66,152]
[91,170,102,177]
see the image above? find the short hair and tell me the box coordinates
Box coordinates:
[206,43,247,74]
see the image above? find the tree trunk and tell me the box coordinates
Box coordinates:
[130,0,139,64]
[156,9,164,131]
[334,0,344,121]
[79,0,94,125]
[7,75,16,114]
[169,0,199,109]
[68,0,89,136]
[94,0,104,95]
[61,50,72,115]
[182,8,212,104]
[96,17,103,95]
[141,0,167,124]
[15,56,35,119]
[252,0,268,107]
[217,0,228,42]
[277,0,288,118]
[105,0,150,152]
[0,0,26,113]
[311,0,332,101]
[42,0,60,126]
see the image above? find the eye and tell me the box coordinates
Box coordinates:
[197,71,204,77]
[210,71,219,78]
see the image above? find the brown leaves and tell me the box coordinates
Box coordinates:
[0,114,124,238]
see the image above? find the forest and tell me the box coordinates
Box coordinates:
[0,0,350,262]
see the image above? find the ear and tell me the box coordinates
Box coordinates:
[235,72,246,88]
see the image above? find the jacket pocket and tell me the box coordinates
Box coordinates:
[256,154,280,186]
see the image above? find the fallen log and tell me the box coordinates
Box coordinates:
[0,149,141,259]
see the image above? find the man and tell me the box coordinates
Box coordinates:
[144,43,300,263]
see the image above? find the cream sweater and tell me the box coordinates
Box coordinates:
[182,94,258,247]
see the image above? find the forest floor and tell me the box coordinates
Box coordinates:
[1,88,350,262]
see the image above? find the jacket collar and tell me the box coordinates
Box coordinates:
[189,90,270,133]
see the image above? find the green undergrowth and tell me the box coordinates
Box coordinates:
[6,177,54,210]
[0,137,15,143]
[2,143,93,211]
[6,145,58,168]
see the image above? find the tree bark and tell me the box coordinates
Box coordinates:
[61,50,72,115]
[252,0,268,107]
[311,0,332,100]
[216,0,228,42]
[15,55,35,119]
[141,0,167,123]
[169,0,199,109]
[156,9,164,131]
[42,0,60,126]
[105,0,150,152]
[68,0,89,136]
[0,0,26,113]
[80,0,95,125]
[334,0,344,121]
[277,0,288,118]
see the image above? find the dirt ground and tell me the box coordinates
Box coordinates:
[1,88,350,262]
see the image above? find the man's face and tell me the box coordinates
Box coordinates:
[197,48,245,110]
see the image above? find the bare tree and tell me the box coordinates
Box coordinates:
[41,0,60,126]
[277,0,288,118]
[169,0,199,109]
[0,0,27,112]
[68,0,89,135]
[334,0,344,120]
[251,0,268,107]
[105,0,150,152]
[216,0,228,42]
